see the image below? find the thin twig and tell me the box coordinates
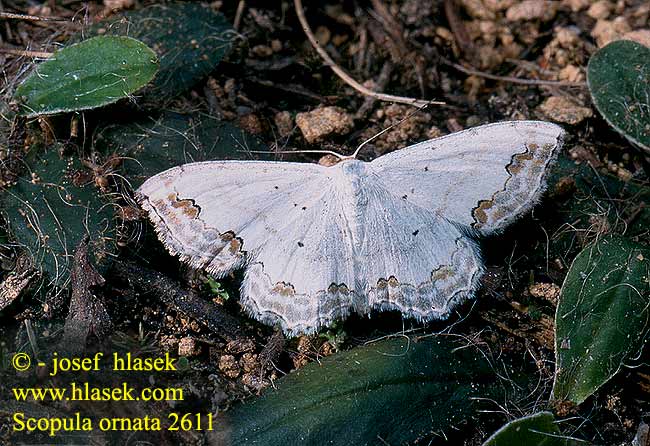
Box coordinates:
[293,0,438,108]
[445,59,586,87]
[233,0,246,31]
[113,260,246,341]
[0,48,53,58]
[0,11,66,22]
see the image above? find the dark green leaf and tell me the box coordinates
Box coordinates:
[483,412,580,446]
[94,112,271,188]
[208,336,520,446]
[15,36,158,117]
[1,147,116,286]
[84,2,235,99]
[587,40,650,154]
[553,235,650,404]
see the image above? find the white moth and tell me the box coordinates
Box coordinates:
[137,121,564,334]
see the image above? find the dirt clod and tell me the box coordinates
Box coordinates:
[591,17,632,47]
[178,337,201,357]
[295,106,354,143]
[274,111,294,138]
[537,96,593,125]
[587,1,613,20]
[218,354,240,379]
[528,283,561,305]
[505,0,557,22]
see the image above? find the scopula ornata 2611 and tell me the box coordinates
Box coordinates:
[137,120,564,334]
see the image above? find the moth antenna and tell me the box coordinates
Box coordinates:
[244,149,348,160]
[351,100,439,159]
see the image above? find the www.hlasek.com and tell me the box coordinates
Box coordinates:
[10,351,217,437]
[13,381,184,402]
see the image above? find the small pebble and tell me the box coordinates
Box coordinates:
[506,0,557,22]
[591,17,631,47]
[537,96,593,125]
[274,111,294,138]
[587,0,612,20]
[295,106,354,143]
[218,355,240,378]
[623,29,650,47]
[178,337,201,357]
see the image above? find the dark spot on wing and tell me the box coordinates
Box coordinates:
[412,230,419,236]
[297,241,304,247]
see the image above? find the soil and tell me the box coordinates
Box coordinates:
[1,1,649,445]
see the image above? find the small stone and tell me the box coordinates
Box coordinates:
[587,0,612,20]
[159,335,178,352]
[295,106,354,143]
[218,354,240,378]
[251,45,273,57]
[528,283,561,304]
[427,126,444,139]
[103,0,134,10]
[591,17,631,47]
[239,352,259,374]
[270,39,283,52]
[320,341,335,356]
[558,65,583,82]
[506,0,557,21]
[537,96,593,125]
[616,167,633,182]
[435,27,454,42]
[460,0,496,20]
[319,154,341,167]
[274,111,293,138]
[314,26,331,46]
[555,27,580,48]
[238,113,264,135]
[623,29,650,48]
[562,0,590,12]
[178,337,201,357]
[483,0,515,11]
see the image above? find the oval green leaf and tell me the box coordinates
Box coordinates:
[208,336,524,446]
[483,412,580,446]
[1,147,116,286]
[83,2,235,99]
[94,112,271,188]
[15,36,158,117]
[587,40,650,154]
[553,235,650,404]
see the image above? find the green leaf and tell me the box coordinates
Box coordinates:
[546,154,650,252]
[206,276,230,300]
[482,412,580,446]
[15,36,158,117]
[84,2,235,99]
[553,235,650,404]
[1,147,116,286]
[587,40,650,154]
[94,111,271,188]
[208,336,522,446]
